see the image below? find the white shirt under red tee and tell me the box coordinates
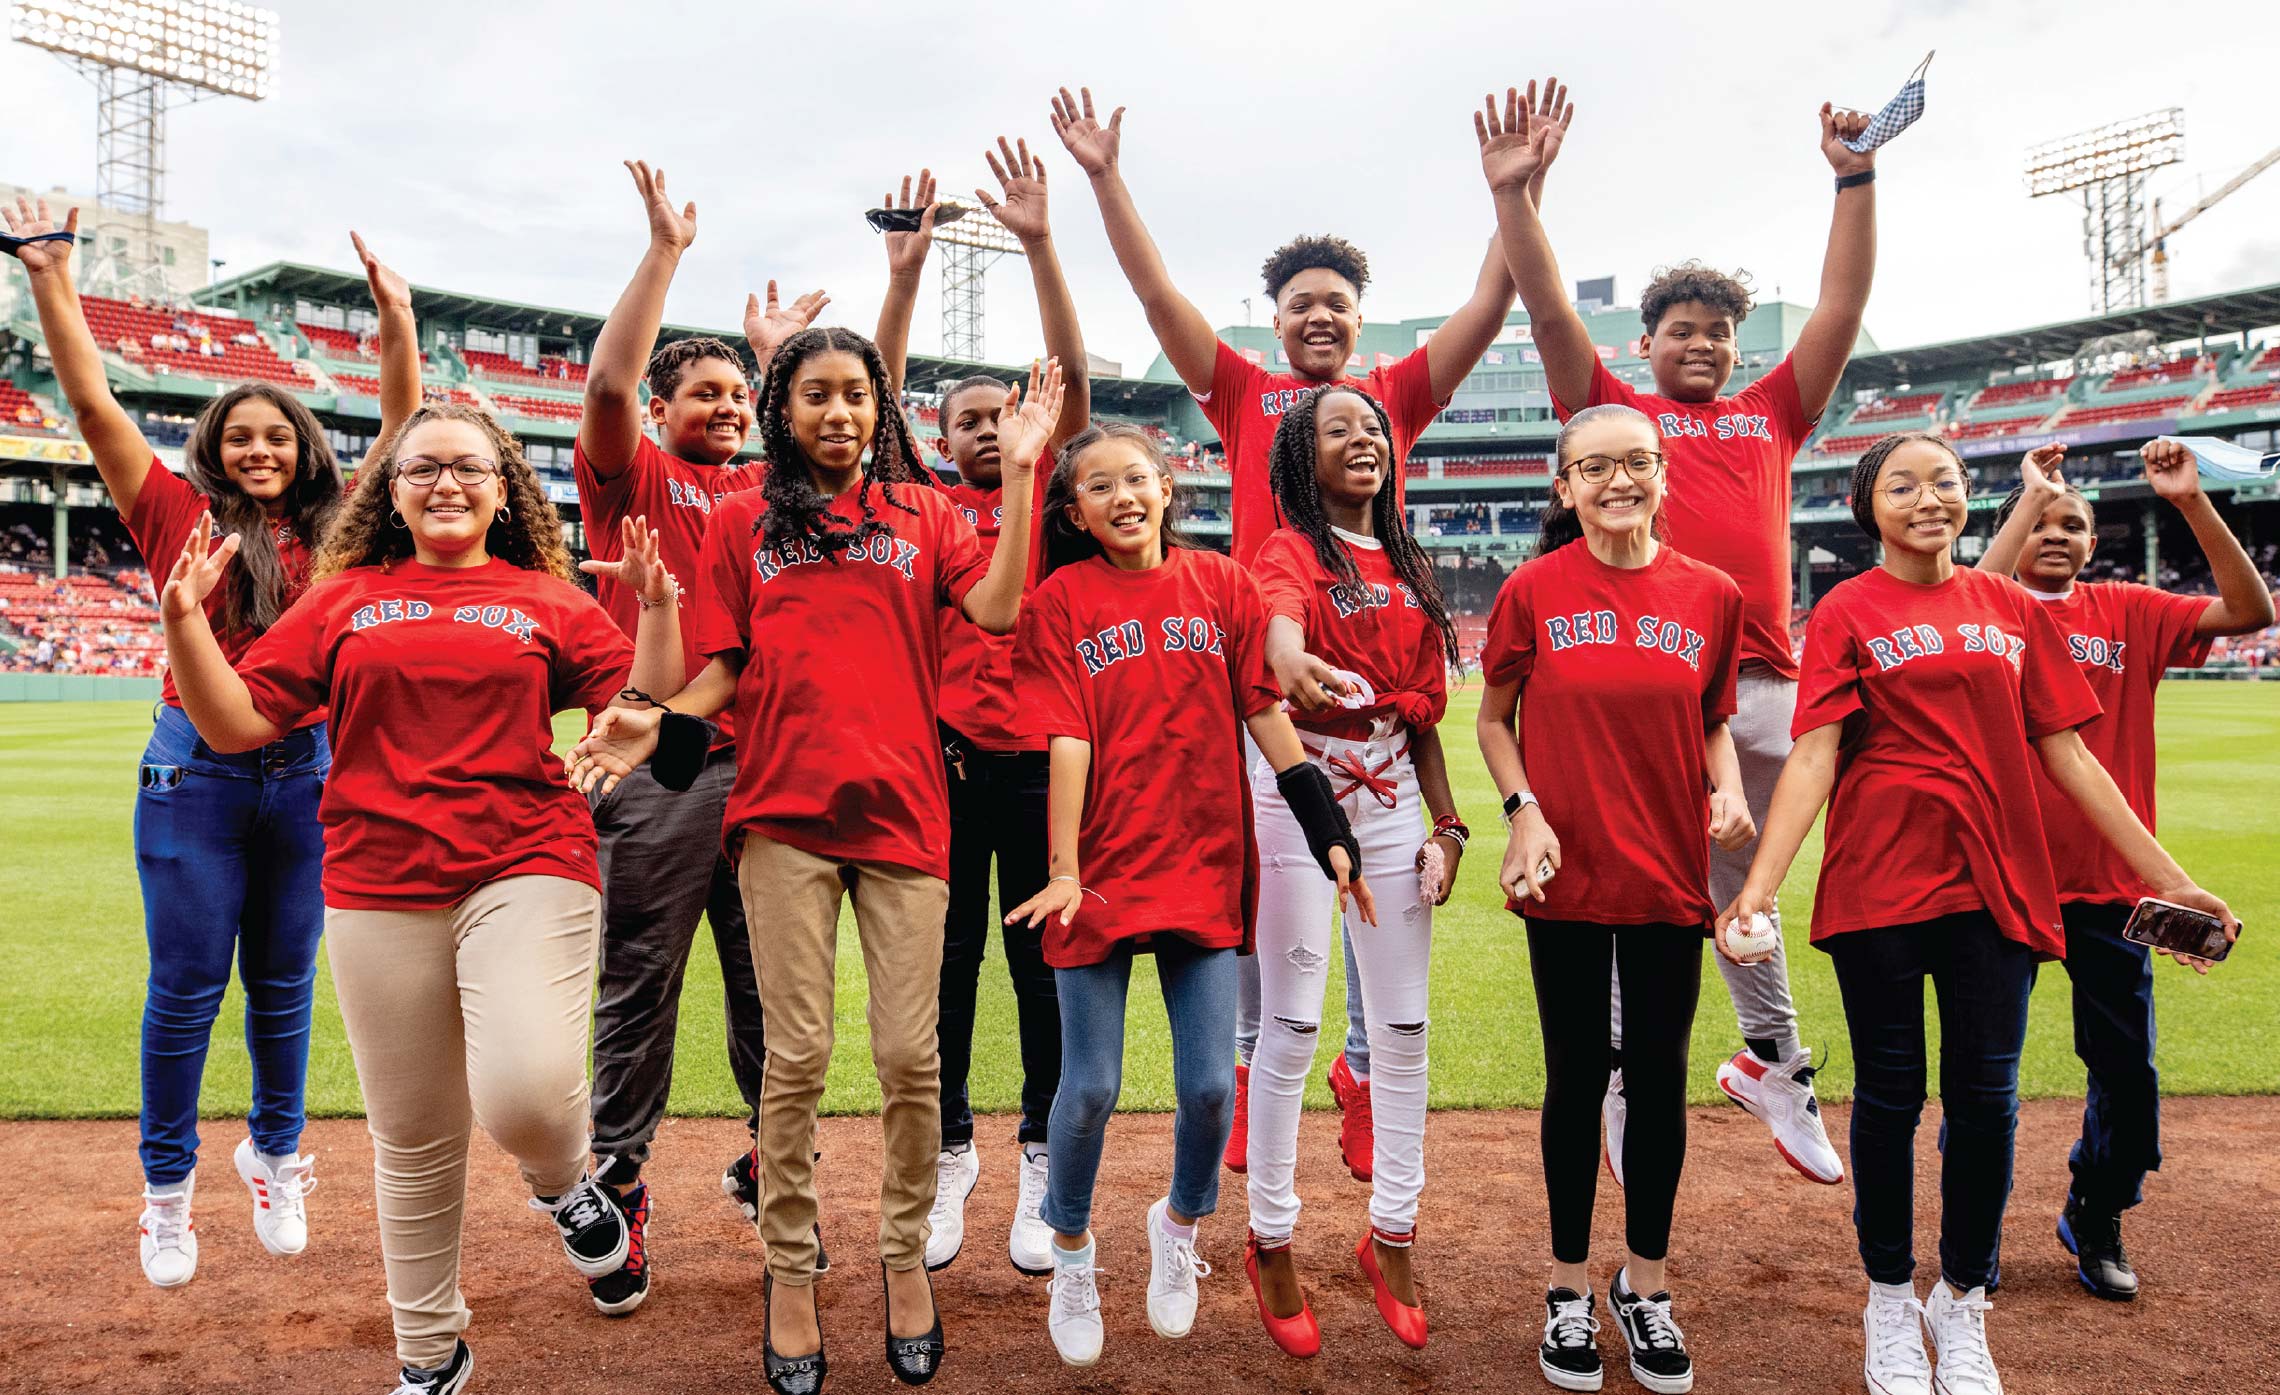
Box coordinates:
[1252,527,1447,740]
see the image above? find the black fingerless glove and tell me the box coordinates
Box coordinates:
[651,711,710,793]
[1275,760,1360,882]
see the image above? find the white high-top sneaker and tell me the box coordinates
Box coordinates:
[234,1138,317,1256]
[924,1144,980,1271]
[1008,1146,1052,1275]
[1924,1280,2004,1395]
[139,1177,198,1288]
[1863,1280,1932,1395]
[1047,1247,1105,1367]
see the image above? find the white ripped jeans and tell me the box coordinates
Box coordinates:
[1246,724,1433,1240]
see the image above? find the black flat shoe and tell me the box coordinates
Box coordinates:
[882,1264,945,1386]
[763,1273,828,1395]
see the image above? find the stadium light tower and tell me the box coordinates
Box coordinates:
[2023,108,2184,315]
[932,197,1025,364]
[9,0,279,298]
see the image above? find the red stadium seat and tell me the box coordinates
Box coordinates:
[2201,382,2280,414]
[1846,391,1943,425]
[1965,379,2066,410]
[2052,394,2191,428]
[2099,357,2203,393]
[79,295,304,387]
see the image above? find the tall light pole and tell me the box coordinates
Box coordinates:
[10,0,279,299]
[2023,108,2184,315]
[932,197,1025,364]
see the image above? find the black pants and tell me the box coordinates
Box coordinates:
[2058,901,2161,1212]
[1826,910,2034,1289]
[938,726,1060,1147]
[1525,917,1702,1264]
[588,744,767,1173]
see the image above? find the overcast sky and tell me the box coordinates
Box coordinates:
[6,0,2278,374]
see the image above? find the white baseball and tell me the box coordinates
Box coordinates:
[1725,910,1779,958]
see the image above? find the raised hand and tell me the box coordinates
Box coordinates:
[2140,438,2204,504]
[2,196,79,275]
[1523,77,1575,183]
[350,230,412,315]
[977,136,1052,245]
[1477,86,1553,193]
[1821,103,1876,176]
[994,357,1064,488]
[745,280,830,366]
[577,515,677,606]
[1049,86,1123,178]
[2019,442,2068,506]
[625,159,697,253]
[159,513,239,622]
[882,170,938,280]
[567,704,664,796]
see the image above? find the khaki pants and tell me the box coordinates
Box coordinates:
[326,875,601,1367]
[738,835,946,1282]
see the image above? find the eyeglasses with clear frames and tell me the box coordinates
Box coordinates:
[1563,451,1666,485]
[396,456,501,487]
[1882,475,1968,507]
[1076,467,1162,502]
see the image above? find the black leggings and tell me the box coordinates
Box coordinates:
[1526,918,1703,1264]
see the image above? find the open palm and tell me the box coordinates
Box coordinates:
[1477,87,1551,192]
[159,513,239,622]
[995,357,1066,488]
[1049,86,1122,177]
[979,136,1051,244]
[626,159,697,252]
[350,230,411,315]
[2,197,78,274]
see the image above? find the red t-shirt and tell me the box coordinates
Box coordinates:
[694,482,987,878]
[235,558,634,910]
[121,460,322,726]
[1013,548,1283,967]
[937,472,1048,752]
[1792,566,2103,957]
[1481,541,1744,927]
[573,433,764,742]
[1252,527,1448,740]
[2026,582,2214,905]
[1554,356,1817,679]
[1196,340,1445,566]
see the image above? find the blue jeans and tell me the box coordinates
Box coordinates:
[1825,910,2034,1290]
[134,704,329,1185]
[1042,937,1237,1237]
[2057,901,2161,1211]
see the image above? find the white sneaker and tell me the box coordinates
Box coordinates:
[1142,1196,1210,1339]
[139,1179,198,1288]
[1924,1280,2003,1395]
[1717,1045,1845,1184]
[924,1144,980,1270]
[1047,1251,1105,1367]
[1863,1281,1932,1395]
[1602,1067,1628,1188]
[234,1137,316,1257]
[1008,1146,1052,1275]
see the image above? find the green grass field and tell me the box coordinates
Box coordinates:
[2,686,2274,1120]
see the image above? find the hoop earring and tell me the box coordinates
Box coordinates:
[388,509,407,529]
[495,505,511,524]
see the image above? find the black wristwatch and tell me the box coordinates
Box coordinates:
[1836,170,1876,192]
[1502,790,1539,824]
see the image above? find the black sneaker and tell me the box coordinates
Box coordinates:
[589,1183,651,1316]
[1539,1287,1603,1392]
[389,1339,473,1394]
[1608,1268,1693,1394]
[533,1176,629,1278]
[723,1146,830,1274]
[2058,1197,2138,1301]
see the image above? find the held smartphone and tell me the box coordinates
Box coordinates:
[864,205,969,234]
[2121,897,2236,962]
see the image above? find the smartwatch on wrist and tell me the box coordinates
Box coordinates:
[1501,790,1539,825]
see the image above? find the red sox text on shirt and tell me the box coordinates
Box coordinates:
[349,598,538,642]
[1654,410,1773,443]
[1328,579,1420,619]
[1544,609,1710,671]
[751,532,920,584]
[2065,633,2128,674]
[1076,614,1225,676]
[1863,622,2025,673]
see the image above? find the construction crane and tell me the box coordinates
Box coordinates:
[2150,143,2280,302]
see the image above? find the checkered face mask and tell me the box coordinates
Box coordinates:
[1843,51,1934,153]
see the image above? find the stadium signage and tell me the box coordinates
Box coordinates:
[0,434,92,465]
[1949,417,2180,460]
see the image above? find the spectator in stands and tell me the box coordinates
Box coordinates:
[1479,84,1880,1190]
[1976,440,2272,1303]
[870,139,1095,1278]
[1727,433,2236,1395]
[6,196,423,1293]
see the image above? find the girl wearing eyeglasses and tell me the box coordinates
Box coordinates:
[1475,402,1747,1394]
[157,401,683,1395]
[1722,431,2237,1395]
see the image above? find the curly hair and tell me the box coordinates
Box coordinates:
[1266,386,1460,665]
[1536,404,1670,559]
[184,383,345,634]
[1639,260,1755,335]
[1039,424,1201,580]
[939,373,1012,425]
[646,335,749,400]
[1261,234,1370,302]
[314,403,574,581]
[1848,432,1968,540]
[753,327,927,557]
[1992,477,2092,531]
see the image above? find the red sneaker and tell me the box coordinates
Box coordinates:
[1244,1232,1321,1358]
[1224,1062,1250,1174]
[1328,1055,1373,1183]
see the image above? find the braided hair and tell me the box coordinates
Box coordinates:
[1848,432,1967,539]
[753,327,928,557]
[1266,385,1460,665]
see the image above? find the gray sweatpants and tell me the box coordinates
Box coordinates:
[1611,668,1804,1059]
[587,743,768,1171]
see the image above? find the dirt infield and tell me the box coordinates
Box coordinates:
[6,1097,2275,1394]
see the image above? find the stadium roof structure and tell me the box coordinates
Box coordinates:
[1844,280,2280,386]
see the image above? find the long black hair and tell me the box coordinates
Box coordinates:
[1536,403,1665,558]
[1848,432,1967,539]
[753,327,928,556]
[184,383,344,633]
[1038,423,1200,580]
[1266,385,1459,665]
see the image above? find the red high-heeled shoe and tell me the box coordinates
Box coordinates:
[1357,1227,1427,1349]
[1243,1232,1320,1358]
